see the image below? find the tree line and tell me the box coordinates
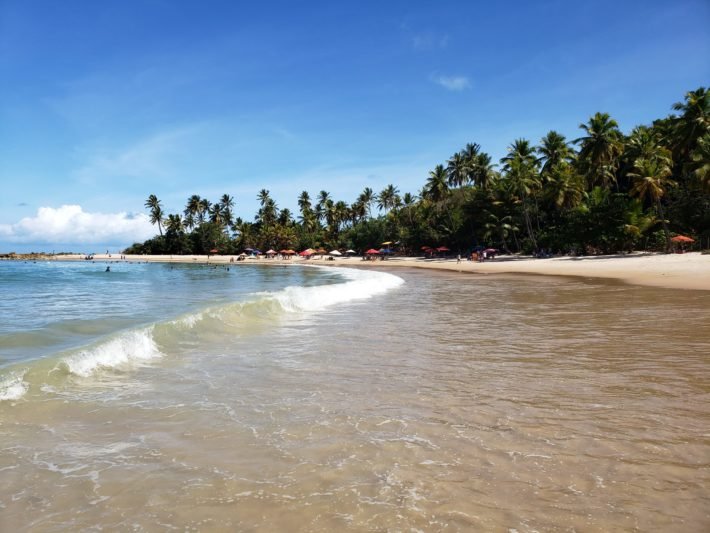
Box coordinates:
[127,87,709,256]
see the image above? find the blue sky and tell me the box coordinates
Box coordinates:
[1,0,708,252]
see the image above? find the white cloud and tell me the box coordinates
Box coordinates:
[74,126,198,185]
[0,205,155,245]
[412,32,449,50]
[431,74,471,91]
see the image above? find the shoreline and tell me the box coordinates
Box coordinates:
[9,251,709,291]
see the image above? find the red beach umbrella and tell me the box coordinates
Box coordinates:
[436,246,450,252]
[671,235,695,243]
[365,249,380,254]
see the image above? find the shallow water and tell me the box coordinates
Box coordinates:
[1,262,709,531]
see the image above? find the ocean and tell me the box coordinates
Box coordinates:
[1,260,709,531]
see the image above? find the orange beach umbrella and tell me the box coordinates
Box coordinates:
[671,235,695,243]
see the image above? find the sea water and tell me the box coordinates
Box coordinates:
[1,260,709,531]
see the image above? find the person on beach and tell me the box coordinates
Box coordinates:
[105,266,110,272]
[457,254,461,264]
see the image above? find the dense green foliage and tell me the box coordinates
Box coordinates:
[126,88,709,256]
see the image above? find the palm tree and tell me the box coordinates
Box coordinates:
[209,202,224,226]
[183,212,196,231]
[671,87,709,159]
[628,152,676,251]
[144,194,164,236]
[333,200,350,233]
[472,152,496,190]
[545,162,585,210]
[358,187,374,218]
[278,208,293,226]
[219,194,235,228]
[298,191,312,213]
[538,131,573,177]
[299,209,318,233]
[316,190,331,223]
[297,191,317,232]
[257,197,278,227]
[377,184,400,214]
[257,189,271,207]
[574,112,623,189]
[350,200,366,224]
[484,212,517,253]
[423,165,449,203]
[690,133,710,191]
[165,213,185,234]
[199,198,211,223]
[446,152,467,188]
[501,139,540,249]
[184,194,203,229]
[625,126,662,163]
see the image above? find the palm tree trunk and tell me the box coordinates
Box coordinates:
[521,196,537,251]
[656,199,671,252]
[499,230,511,254]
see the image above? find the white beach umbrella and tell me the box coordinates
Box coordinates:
[329,250,342,256]
[345,249,357,255]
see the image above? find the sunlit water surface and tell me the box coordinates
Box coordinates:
[1,261,708,531]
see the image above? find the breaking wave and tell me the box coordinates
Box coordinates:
[16,267,404,383]
[0,369,29,401]
[57,328,163,377]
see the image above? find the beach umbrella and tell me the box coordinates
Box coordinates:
[279,249,289,254]
[329,250,342,256]
[286,249,297,255]
[265,249,276,255]
[345,249,357,255]
[382,241,393,245]
[299,249,314,256]
[421,245,432,250]
[365,248,380,254]
[671,235,695,243]
[484,248,497,253]
[380,248,393,254]
[436,246,450,252]
[209,248,219,254]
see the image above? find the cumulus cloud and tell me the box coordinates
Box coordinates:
[0,205,155,245]
[431,74,471,91]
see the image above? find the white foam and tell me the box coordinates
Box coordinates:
[59,328,163,377]
[269,268,404,313]
[0,369,29,401]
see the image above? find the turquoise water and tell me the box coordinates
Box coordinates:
[0,260,346,368]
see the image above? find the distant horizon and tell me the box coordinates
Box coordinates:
[2,0,708,252]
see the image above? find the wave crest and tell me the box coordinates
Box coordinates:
[0,369,29,401]
[266,268,405,313]
[58,328,163,377]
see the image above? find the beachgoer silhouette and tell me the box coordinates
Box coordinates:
[105,266,110,272]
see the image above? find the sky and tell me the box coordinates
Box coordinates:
[1,0,708,253]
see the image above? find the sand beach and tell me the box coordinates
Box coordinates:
[39,251,710,291]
